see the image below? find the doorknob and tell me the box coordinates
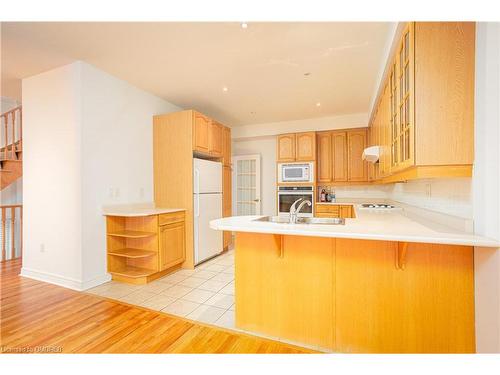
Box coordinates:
[253,199,261,202]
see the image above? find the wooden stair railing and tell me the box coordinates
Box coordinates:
[0,204,22,262]
[1,106,23,191]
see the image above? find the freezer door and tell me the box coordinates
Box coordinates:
[193,158,222,193]
[194,193,223,264]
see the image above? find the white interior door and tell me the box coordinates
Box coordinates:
[233,155,261,215]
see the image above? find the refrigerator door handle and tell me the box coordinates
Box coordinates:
[195,194,200,217]
[194,168,200,194]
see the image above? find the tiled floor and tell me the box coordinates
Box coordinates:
[87,248,236,329]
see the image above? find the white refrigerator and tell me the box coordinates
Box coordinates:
[193,158,223,265]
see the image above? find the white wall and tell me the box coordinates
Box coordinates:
[22,63,84,287]
[388,178,473,219]
[80,63,180,287]
[232,113,367,139]
[472,22,500,353]
[21,61,181,290]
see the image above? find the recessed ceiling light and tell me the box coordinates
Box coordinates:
[223,87,228,92]
[316,102,321,107]
[241,23,248,29]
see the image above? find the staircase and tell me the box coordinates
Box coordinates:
[0,106,22,191]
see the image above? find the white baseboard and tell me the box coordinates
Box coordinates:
[81,273,112,290]
[20,267,111,291]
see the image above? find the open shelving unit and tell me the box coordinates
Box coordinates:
[106,215,159,284]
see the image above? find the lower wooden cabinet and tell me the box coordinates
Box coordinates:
[159,220,186,271]
[315,204,353,218]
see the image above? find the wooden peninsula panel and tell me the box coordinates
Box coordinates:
[234,232,475,353]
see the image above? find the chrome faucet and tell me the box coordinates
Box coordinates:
[289,198,312,224]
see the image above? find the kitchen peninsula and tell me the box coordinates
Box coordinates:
[211,206,499,353]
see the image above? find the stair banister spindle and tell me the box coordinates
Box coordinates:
[11,111,16,159]
[1,207,5,261]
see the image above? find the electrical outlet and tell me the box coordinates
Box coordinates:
[139,187,144,198]
[115,188,120,199]
[40,243,45,253]
[108,187,115,199]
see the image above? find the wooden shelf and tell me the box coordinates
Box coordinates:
[107,230,156,238]
[109,265,157,278]
[108,248,156,259]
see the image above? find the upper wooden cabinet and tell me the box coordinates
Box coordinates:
[317,132,332,183]
[315,129,367,184]
[209,121,223,157]
[347,130,368,182]
[222,126,231,166]
[368,22,475,182]
[332,131,348,182]
[193,112,210,153]
[277,132,316,162]
[295,132,316,161]
[277,133,296,162]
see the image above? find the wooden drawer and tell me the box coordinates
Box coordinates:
[315,212,340,218]
[315,204,340,214]
[159,211,185,226]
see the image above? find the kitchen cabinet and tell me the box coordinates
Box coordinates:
[236,232,335,349]
[222,126,231,166]
[316,132,332,183]
[347,130,368,182]
[368,22,475,182]
[295,132,316,161]
[193,112,210,153]
[314,204,353,219]
[105,210,186,284]
[315,129,367,184]
[159,219,186,271]
[335,239,474,353]
[277,132,316,162]
[154,110,232,269]
[222,165,232,249]
[209,120,223,157]
[332,131,348,181]
[277,133,296,162]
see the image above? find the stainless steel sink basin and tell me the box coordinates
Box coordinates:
[253,216,345,225]
[254,216,291,224]
[296,217,345,225]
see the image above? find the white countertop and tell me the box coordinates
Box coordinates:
[102,204,185,217]
[210,205,499,248]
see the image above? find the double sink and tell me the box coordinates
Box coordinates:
[254,216,345,225]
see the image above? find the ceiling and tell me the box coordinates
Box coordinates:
[1,22,393,126]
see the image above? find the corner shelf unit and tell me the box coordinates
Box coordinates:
[105,214,161,284]
[105,210,186,285]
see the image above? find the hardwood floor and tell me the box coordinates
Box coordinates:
[0,259,313,354]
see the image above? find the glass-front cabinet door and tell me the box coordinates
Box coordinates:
[390,22,415,172]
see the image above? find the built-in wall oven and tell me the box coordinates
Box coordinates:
[277,186,314,217]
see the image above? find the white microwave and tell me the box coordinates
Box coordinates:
[278,162,314,183]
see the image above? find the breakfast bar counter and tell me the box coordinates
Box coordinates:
[209,206,496,353]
